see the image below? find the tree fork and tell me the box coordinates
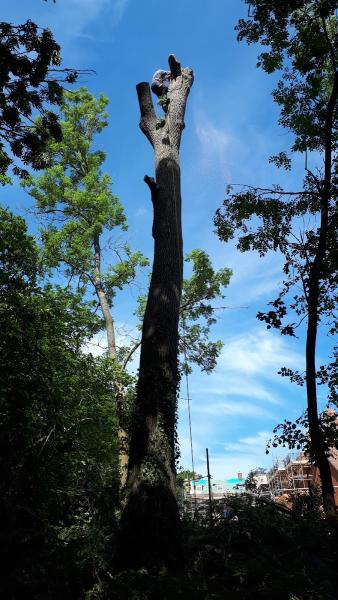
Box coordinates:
[115,55,193,571]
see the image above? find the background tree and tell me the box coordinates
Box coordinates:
[24,87,146,359]
[0,207,120,598]
[132,248,232,376]
[179,249,232,375]
[24,88,147,480]
[0,19,84,180]
[245,471,258,493]
[176,469,203,487]
[116,55,194,571]
[215,0,338,525]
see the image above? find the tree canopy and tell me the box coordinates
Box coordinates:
[215,0,338,523]
[0,19,83,180]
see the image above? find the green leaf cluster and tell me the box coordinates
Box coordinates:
[0,19,79,179]
[180,249,232,374]
[22,87,149,330]
[135,250,232,375]
[0,206,119,597]
[236,1,338,153]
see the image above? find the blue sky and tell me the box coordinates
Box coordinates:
[3,0,332,479]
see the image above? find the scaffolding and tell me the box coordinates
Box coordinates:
[268,453,313,498]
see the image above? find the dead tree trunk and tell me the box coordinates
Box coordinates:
[116,55,193,571]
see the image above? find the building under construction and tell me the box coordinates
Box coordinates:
[268,453,313,498]
[268,450,338,505]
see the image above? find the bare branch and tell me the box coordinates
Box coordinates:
[228,183,319,197]
[136,82,157,146]
[144,174,158,193]
[123,339,141,369]
[168,54,181,79]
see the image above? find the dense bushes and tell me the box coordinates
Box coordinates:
[0,208,119,598]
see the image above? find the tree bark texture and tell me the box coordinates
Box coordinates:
[93,235,117,359]
[116,55,193,571]
[306,69,338,526]
[93,235,129,485]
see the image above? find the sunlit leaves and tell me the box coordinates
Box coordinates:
[24,88,146,311]
[179,249,231,374]
[236,1,338,153]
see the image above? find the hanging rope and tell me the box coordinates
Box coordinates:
[182,335,198,514]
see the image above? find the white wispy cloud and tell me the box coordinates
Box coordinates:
[135,206,148,218]
[111,0,129,26]
[222,431,271,453]
[195,400,273,418]
[219,328,303,377]
[196,377,281,404]
[194,453,262,481]
[192,328,303,410]
[194,115,233,179]
[193,431,277,479]
[56,0,128,32]
[21,0,130,60]
[228,260,282,304]
[214,240,283,305]
[177,327,304,478]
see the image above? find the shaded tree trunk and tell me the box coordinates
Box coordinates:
[116,55,193,571]
[306,273,337,522]
[306,69,338,526]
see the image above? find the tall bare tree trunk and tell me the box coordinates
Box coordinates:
[116,55,193,571]
[93,235,129,485]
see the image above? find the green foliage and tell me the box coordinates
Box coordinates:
[176,469,202,488]
[103,246,149,307]
[190,493,336,599]
[215,1,338,456]
[267,409,338,457]
[102,494,337,599]
[236,1,338,152]
[0,19,79,179]
[23,87,147,314]
[133,249,231,375]
[0,207,119,598]
[244,471,257,491]
[180,249,231,374]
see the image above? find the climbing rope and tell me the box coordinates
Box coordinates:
[182,331,198,514]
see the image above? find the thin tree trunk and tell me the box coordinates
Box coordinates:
[306,279,337,520]
[116,55,193,571]
[306,68,338,524]
[93,235,116,359]
[93,235,129,485]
